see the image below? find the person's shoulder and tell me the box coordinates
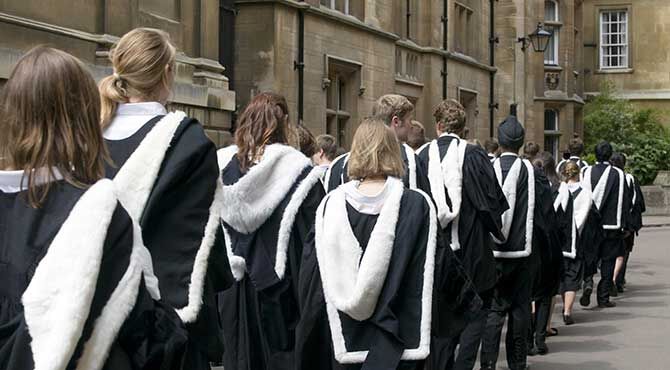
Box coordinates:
[172,115,214,150]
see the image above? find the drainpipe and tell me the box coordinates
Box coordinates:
[488,0,498,137]
[442,0,448,99]
[294,6,305,122]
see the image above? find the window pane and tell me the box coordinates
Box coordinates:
[544,109,558,131]
[545,0,557,21]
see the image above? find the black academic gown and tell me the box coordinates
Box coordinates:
[418,135,507,297]
[218,145,325,370]
[0,180,187,370]
[296,183,476,370]
[556,156,588,176]
[625,174,645,234]
[584,163,629,254]
[529,174,562,301]
[325,144,430,193]
[105,114,233,368]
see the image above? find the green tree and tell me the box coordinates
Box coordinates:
[584,82,670,185]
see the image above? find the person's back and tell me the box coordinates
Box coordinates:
[297,118,440,370]
[98,28,232,368]
[0,46,186,370]
[217,92,325,370]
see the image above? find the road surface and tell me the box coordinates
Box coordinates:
[523,226,670,370]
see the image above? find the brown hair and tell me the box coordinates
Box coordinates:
[372,94,414,125]
[99,28,176,128]
[484,138,499,154]
[523,141,541,160]
[0,46,108,207]
[434,99,466,134]
[235,92,290,171]
[348,117,405,180]
[296,124,317,157]
[568,137,585,156]
[315,134,338,161]
[407,120,426,150]
[563,160,581,181]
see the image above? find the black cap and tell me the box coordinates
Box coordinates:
[497,116,525,150]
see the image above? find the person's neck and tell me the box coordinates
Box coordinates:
[358,176,387,196]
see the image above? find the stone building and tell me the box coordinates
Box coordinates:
[0,0,235,146]
[230,0,585,157]
[583,0,670,123]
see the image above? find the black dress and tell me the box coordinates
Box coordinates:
[217,144,325,370]
[105,112,233,368]
[0,178,187,370]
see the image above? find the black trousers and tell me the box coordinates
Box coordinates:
[532,296,553,346]
[442,290,493,370]
[616,251,630,288]
[597,238,623,305]
[480,260,531,370]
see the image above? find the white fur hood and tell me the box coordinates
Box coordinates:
[220,144,312,234]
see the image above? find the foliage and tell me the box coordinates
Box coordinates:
[583,82,670,185]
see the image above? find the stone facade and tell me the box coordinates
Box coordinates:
[583,0,670,124]
[232,0,585,155]
[0,0,235,147]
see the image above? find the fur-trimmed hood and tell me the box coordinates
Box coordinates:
[220,144,312,234]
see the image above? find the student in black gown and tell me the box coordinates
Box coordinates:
[296,117,475,370]
[479,117,556,370]
[579,142,629,308]
[527,152,563,356]
[98,28,232,368]
[556,137,589,177]
[417,99,508,370]
[325,94,429,193]
[484,139,500,162]
[554,161,600,325]
[610,153,645,294]
[217,92,325,370]
[0,46,186,370]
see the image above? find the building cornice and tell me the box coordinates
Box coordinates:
[0,11,226,73]
[534,94,586,105]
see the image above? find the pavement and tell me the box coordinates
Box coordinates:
[642,215,670,228]
[511,226,670,370]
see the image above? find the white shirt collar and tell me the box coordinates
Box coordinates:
[343,177,394,215]
[596,161,610,165]
[570,156,581,160]
[500,152,519,157]
[439,132,461,140]
[104,102,167,141]
[0,167,63,193]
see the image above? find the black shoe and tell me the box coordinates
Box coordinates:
[527,345,539,356]
[536,342,549,355]
[563,314,575,325]
[580,287,592,307]
[609,284,618,297]
[510,364,530,370]
[480,361,495,370]
[617,285,625,293]
[598,301,617,308]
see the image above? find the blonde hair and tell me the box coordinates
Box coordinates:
[1,46,108,207]
[348,117,405,180]
[99,28,177,128]
[563,161,581,181]
[434,99,466,134]
[372,94,414,125]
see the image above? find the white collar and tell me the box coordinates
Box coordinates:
[439,132,461,140]
[500,152,519,157]
[116,102,167,116]
[596,161,610,165]
[567,182,581,192]
[342,178,393,215]
[570,156,581,160]
[0,167,64,193]
[104,102,168,141]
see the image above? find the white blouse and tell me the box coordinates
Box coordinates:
[103,102,167,141]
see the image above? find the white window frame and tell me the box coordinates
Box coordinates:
[544,0,560,65]
[544,109,560,159]
[599,9,629,69]
[321,0,350,15]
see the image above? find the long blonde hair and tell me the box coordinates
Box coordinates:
[99,28,176,128]
[348,117,405,180]
[1,46,108,207]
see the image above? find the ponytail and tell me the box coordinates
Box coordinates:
[99,74,128,129]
